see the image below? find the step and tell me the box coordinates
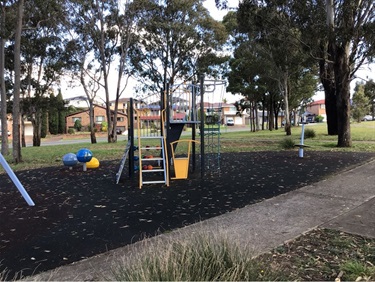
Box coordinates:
[140,147,162,150]
[141,169,165,173]
[139,136,163,139]
[141,157,164,161]
[143,180,167,184]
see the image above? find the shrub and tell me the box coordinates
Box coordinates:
[280,137,295,149]
[74,119,82,131]
[67,128,75,134]
[101,121,108,132]
[315,115,324,123]
[112,233,287,281]
[304,128,316,139]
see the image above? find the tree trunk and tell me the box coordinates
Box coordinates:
[281,75,291,135]
[89,103,97,144]
[268,99,274,131]
[335,45,352,147]
[32,111,42,147]
[12,0,24,163]
[21,116,26,147]
[0,26,9,155]
[322,0,339,136]
[319,42,338,135]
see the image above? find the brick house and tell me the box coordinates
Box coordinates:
[65,104,127,133]
[306,99,326,121]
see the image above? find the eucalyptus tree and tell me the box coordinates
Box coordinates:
[18,0,68,147]
[0,0,17,155]
[235,1,317,135]
[12,0,24,162]
[217,0,374,146]
[66,0,136,143]
[128,0,228,96]
[63,34,102,144]
[291,0,375,146]
[351,82,370,122]
[364,79,375,118]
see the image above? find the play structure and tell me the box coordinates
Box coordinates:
[63,148,99,171]
[116,75,226,188]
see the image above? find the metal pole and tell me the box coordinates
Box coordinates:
[129,98,135,178]
[0,153,35,206]
[200,74,205,179]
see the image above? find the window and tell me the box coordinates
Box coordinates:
[72,117,81,122]
[96,116,105,123]
[320,104,325,109]
[117,117,124,122]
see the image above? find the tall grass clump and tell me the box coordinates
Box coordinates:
[340,260,375,281]
[304,128,316,139]
[279,137,295,149]
[112,233,288,281]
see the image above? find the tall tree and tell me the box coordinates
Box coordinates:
[19,0,67,146]
[217,0,375,146]
[12,0,24,163]
[66,0,135,143]
[0,1,16,155]
[351,82,370,122]
[364,79,375,119]
[129,0,228,95]
[235,1,317,135]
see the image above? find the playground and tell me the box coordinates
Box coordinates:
[1,150,375,278]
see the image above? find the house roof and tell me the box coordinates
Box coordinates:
[66,104,127,117]
[140,113,186,121]
[309,99,325,106]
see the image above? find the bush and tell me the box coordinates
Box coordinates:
[67,128,75,134]
[74,119,82,131]
[304,128,316,139]
[280,137,296,149]
[315,115,324,123]
[112,233,287,281]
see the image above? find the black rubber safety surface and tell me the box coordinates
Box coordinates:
[1,151,374,278]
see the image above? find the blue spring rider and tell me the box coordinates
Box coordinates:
[76,148,93,171]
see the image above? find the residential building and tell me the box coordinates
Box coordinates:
[65,104,127,133]
[109,97,133,113]
[64,96,102,109]
[306,99,326,121]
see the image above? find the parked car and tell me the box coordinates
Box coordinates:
[226,118,234,126]
[306,116,315,123]
[362,115,374,121]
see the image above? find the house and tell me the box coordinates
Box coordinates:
[65,104,127,133]
[0,114,33,137]
[109,97,133,113]
[64,96,102,109]
[306,99,326,121]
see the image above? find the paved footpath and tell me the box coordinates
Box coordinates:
[30,158,375,281]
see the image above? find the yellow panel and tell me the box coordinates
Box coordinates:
[172,158,189,179]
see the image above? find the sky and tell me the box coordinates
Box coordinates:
[60,0,374,104]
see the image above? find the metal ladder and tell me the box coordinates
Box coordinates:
[135,108,169,189]
[138,135,169,188]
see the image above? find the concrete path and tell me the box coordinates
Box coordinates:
[29,158,375,281]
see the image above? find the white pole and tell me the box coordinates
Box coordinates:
[299,123,305,158]
[0,153,35,206]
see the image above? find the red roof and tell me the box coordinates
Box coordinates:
[309,99,325,106]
